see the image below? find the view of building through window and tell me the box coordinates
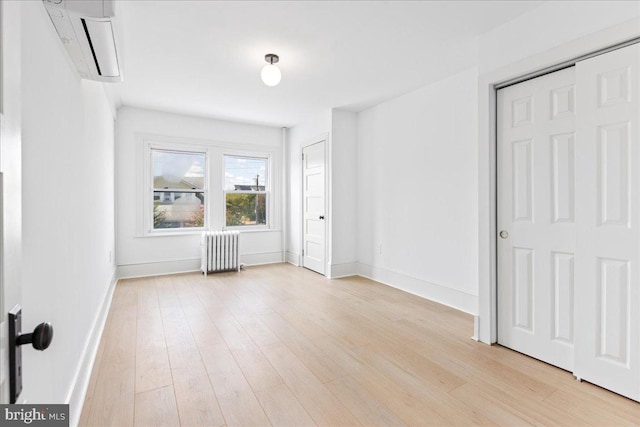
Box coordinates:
[152,149,206,229]
[224,155,268,226]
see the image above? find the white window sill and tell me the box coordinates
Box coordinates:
[141,228,280,237]
[223,227,270,233]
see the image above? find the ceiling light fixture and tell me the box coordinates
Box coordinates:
[261,53,281,87]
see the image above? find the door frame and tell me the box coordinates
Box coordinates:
[299,134,330,276]
[477,21,640,345]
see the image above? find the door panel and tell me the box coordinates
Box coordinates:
[551,251,574,344]
[498,67,576,371]
[551,133,575,223]
[574,43,639,401]
[302,141,325,275]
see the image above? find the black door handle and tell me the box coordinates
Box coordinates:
[8,306,54,403]
[17,322,54,351]
[319,215,325,220]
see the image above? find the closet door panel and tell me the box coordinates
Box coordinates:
[575,43,640,402]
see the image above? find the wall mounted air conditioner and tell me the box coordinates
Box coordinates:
[42,0,122,83]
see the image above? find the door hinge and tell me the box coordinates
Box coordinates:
[302,249,304,256]
[302,153,304,160]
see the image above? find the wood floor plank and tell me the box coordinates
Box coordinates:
[326,376,407,427]
[258,311,348,383]
[255,383,317,427]
[353,341,466,393]
[261,342,361,426]
[274,309,330,341]
[85,363,135,427]
[78,316,110,427]
[135,337,173,394]
[407,337,559,402]
[312,334,454,426]
[233,313,281,347]
[172,362,226,427]
[80,265,640,427]
[134,385,180,427]
[199,343,271,427]
[213,316,284,392]
[543,388,640,426]
[135,283,172,394]
[448,382,539,426]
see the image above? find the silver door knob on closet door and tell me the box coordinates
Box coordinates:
[499,230,509,239]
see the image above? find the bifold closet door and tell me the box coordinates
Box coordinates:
[574,43,640,402]
[497,67,577,372]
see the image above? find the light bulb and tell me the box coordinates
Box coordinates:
[261,64,281,87]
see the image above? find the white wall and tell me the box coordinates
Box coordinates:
[116,107,283,277]
[329,110,358,277]
[286,110,332,265]
[478,1,640,73]
[20,0,116,421]
[356,67,479,314]
[476,2,640,343]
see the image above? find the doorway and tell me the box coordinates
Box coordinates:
[301,140,326,275]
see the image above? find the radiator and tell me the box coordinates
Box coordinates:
[201,231,240,275]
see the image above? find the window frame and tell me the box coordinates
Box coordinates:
[222,152,272,231]
[138,134,279,237]
[145,143,209,235]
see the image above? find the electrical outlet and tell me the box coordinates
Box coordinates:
[376,244,382,255]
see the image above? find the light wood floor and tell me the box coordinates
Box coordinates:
[79,263,639,427]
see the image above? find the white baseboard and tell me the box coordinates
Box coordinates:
[242,251,284,266]
[329,262,358,278]
[356,262,478,315]
[67,268,118,427]
[286,251,300,266]
[118,252,285,279]
[118,258,201,279]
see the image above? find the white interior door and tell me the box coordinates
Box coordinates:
[302,141,326,275]
[497,67,576,371]
[574,43,640,402]
[0,0,24,404]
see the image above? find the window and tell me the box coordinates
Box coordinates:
[142,139,276,236]
[224,155,268,227]
[152,149,206,230]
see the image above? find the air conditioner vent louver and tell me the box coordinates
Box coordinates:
[81,19,102,76]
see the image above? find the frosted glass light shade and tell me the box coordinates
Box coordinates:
[261,64,281,86]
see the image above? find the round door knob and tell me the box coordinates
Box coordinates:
[16,322,54,351]
[499,230,509,239]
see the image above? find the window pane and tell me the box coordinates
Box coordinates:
[154,192,205,229]
[224,156,267,191]
[226,193,266,226]
[153,150,205,190]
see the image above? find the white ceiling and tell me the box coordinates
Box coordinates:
[113,1,542,127]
